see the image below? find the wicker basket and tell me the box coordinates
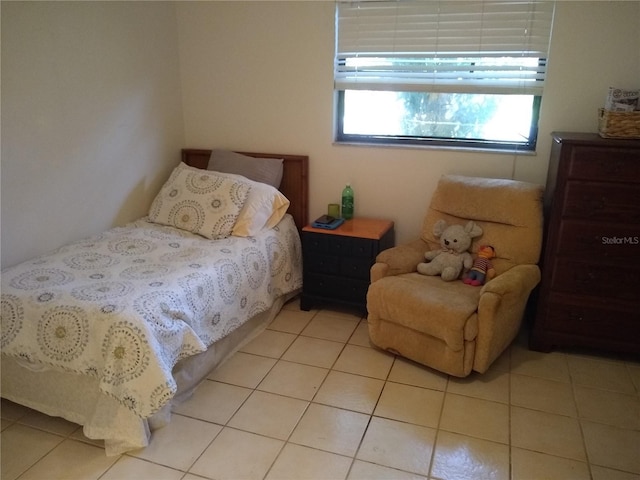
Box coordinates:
[598,108,640,139]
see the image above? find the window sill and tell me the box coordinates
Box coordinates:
[333,140,538,156]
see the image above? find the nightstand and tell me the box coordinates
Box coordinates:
[301,218,394,313]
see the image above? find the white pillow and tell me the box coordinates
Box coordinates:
[210,170,290,237]
[149,163,251,239]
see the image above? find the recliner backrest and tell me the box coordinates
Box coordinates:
[421,174,544,274]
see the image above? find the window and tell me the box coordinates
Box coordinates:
[334,1,555,151]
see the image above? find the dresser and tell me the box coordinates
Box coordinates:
[301,218,394,313]
[530,132,640,354]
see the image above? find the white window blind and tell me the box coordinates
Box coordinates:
[335,1,555,95]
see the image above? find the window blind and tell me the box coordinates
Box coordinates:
[335,1,555,95]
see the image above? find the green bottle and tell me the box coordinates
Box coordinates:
[341,183,354,219]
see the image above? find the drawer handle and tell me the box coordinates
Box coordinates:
[575,270,596,285]
[568,311,584,322]
[576,235,597,247]
[599,160,623,176]
[585,197,606,211]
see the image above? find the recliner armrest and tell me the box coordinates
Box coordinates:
[370,238,428,282]
[473,263,541,373]
[479,263,541,297]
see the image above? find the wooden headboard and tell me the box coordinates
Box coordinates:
[181,149,309,229]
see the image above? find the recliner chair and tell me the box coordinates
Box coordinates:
[366,174,543,377]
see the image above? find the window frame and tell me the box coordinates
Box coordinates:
[335,90,543,152]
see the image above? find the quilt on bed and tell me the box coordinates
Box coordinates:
[1,215,302,419]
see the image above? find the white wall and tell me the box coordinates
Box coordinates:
[176,1,640,245]
[2,1,638,269]
[1,1,185,269]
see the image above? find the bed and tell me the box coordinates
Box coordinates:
[0,149,309,455]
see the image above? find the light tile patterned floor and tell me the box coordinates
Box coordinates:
[2,298,639,480]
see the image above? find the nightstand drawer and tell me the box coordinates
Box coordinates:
[303,233,331,253]
[340,256,374,280]
[304,272,341,298]
[350,238,374,258]
[312,234,374,258]
[303,254,373,279]
[304,273,369,303]
[304,253,340,275]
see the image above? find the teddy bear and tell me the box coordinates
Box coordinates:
[463,245,496,286]
[417,219,483,281]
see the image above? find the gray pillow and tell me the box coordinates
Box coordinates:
[208,149,284,188]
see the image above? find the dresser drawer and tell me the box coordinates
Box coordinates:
[567,146,640,182]
[542,294,640,344]
[550,258,639,301]
[563,181,640,223]
[556,220,640,260]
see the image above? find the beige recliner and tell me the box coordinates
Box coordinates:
[367,174,543,377]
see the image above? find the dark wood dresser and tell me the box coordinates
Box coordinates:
[530,132,640,355]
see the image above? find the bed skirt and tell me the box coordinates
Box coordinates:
[1,291,298,455]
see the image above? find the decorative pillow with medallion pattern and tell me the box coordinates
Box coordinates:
[149,162,251,239]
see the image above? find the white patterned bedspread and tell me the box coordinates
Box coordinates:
[1,215,302,419]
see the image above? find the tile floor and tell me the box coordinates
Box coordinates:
[2,298,639,480]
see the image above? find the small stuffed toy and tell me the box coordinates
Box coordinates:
[417,220,483,281]
[464,245,496,286]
